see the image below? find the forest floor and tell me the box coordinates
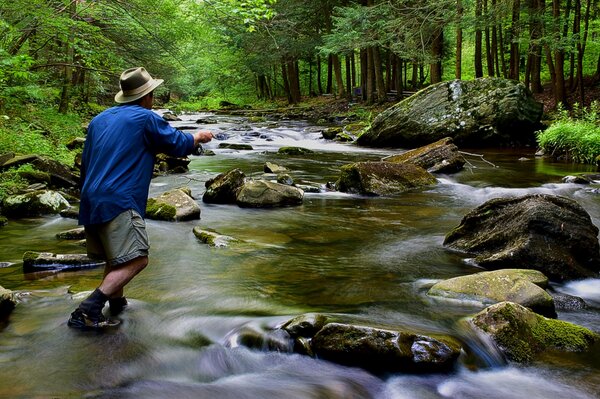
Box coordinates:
[532,76,600,114]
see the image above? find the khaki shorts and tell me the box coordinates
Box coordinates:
[85,209,149,267]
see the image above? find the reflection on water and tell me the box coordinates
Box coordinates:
[0,112,599,398]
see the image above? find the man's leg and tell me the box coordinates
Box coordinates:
[69,210,149,328]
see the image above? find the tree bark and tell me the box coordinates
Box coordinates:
[475,0,484,77]
[509,0,521,80]
[484,0,494,76]
[332,54,345,97]
[456,0,463,79]
[430,28,444,83]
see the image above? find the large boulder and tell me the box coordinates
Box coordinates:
[336,161,436,196]
[0,154,79,188]
[0,286,17,320]
[357,78,543,148]
[22,251,104,273]
[443,194,600,281]
[470,301,599,363]
[428,269,556,317]
[203,168,246,204]
[311,323,460,373]
[146,188,200,221]
[154,153,190,174]
[2,190,70,217]
[384,137,466,173]
[236,180,304,208]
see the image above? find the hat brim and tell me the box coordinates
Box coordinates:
[114,79,164,104]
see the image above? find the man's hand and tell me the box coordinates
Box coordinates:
[193,130,213,146]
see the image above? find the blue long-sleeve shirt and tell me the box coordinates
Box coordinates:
[79,104,194,225]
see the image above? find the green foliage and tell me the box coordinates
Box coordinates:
[537,102,600,164]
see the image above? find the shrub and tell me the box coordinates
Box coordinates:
[537,102,600,164]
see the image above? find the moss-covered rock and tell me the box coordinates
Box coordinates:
[2,190,71,217]
[336,161,437,196]
[311,323,461,373]
[385,137,466,173]
[236,180,304,208]
[218,143,254,150]
[203,168,246,204]
[264,162,287,174]
[428,269,556,317]
[192,226,238,247]
[22,251,104,273]
[357,78,543,148]
[278,147,315,156]
[0,286,16,320]
[56,227,86,240]
[443,194,600,281]
[280,313,328,338]
[322,126,343,140]
[471,301,599,363]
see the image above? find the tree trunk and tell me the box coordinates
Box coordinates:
[360,49,368,101]
[372,46,386,102]
[366,48,375,104]
[58,1,76,113]
[317,54,323,95]
[345,55,352,100]
[484,0,494,76]
[575,0,591,104]
[475,0,484,77]
[332,54,345,97]
[491,0,501,76]
[326,55,333,94]
[456,0,463,79]
[509,0,521,80]
[395,56,403,100]
[430,28,444,83]
[281,62,292,104]
[553,0,568,106]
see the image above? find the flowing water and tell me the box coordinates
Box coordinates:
[0,112,599,398]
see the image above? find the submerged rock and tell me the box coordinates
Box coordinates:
[278,147,314,156]
[443,194,600,281]
[56,227,86,240]
[311,323,460,373]
[428,269,556,318]
[357,78,543,148]
[146,188,200,221]
[236,180,304,208]
[0,286,16,320]
[2,190,70,217]
[470,301,599,363]
[22,251,104,273]
[336,161,436,196]
[192,227,238,247]
[203,168,246,204]
[384,137,466,174]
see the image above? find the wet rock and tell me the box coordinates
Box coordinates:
[0,286,16,320]
[226,324,294,353]
[264,162,287,174]
[323,126,343,140]
[336,161,436,196]
[276,174,294,185]
[22,251,104,273]
[311,323,461,373]
[56,227,86,240]
[154,153,190,174]
[218,143,254,150]
[236,180,304,208]
[162,112,181,121]
[470,301,599,363]
[384,137,466,174]
[60,207,79,219]
[146,188,200,221]
[428,269,556,318]
[203,168,246,204]
[551,292,587,311]
[281,313,328,338]
[443,194,600,282]
[196,117,218,124]
[192,227,238,247]
[17,169,51,186]
[278,147,315,156]
[2,190,71,217]
[357,78,543,148]
[562,175,593,184]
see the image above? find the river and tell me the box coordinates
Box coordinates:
[0,111,599,398]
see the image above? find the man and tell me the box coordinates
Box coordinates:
[68,67,213,329]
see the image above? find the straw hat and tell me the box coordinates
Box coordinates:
[114,67,164,103]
